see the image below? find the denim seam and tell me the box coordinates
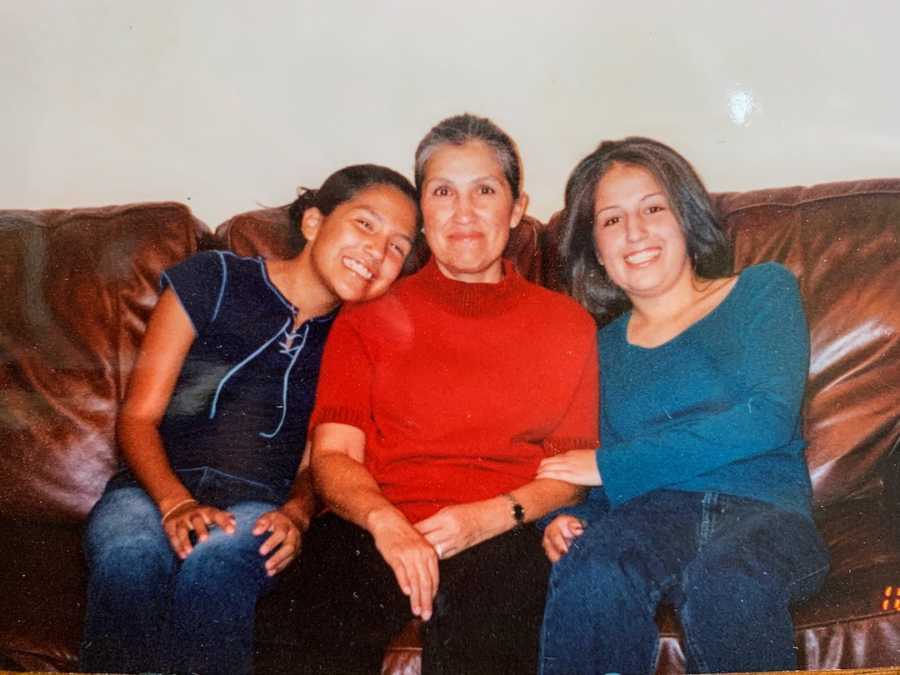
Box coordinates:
[784,562,830,596]
[200,466,274,491]
[698,492,718,546]
[195,466,212,495]
[646,582,667,675]
[192,466,282,505]
[679,601,711,675]
[538,572,560,674]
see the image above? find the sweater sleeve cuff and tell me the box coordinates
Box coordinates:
[543,436,600,455]
[536,487,611,530]
[597,444,639,508]
[309,406,370,432]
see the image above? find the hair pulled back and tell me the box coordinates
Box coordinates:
[414,113,523,199]
[287,164,420,253]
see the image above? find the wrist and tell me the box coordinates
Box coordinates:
[157,491,194,516]
[365,503,408,536]
[501,492,526,529]
[479,495,519,539]
[278,499,313,532]
[159,497,198,524]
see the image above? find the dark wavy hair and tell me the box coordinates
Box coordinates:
[414,113,522,199]
[287,164,422,270]
[558,137,732,323]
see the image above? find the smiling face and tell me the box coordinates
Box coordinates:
[592,162,693,302]
[420,141,527,284]
[304,184,418,302]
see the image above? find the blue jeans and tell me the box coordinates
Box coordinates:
[80,467,282,674]
[540,490,829,675]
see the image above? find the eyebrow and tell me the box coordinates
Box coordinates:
[354,205,414,242]
[423,174,503,186]
[354,206,384,224]
[595,191,665,215]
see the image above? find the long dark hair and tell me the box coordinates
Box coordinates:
[558,137,732,323]
[287,164,421,266]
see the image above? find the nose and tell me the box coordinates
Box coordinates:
[625,214,647,242]
[453,193,475,222]
[363,234,386,263]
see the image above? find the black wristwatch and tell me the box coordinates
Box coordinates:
[503,492,525,529]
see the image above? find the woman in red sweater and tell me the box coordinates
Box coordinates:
[280,114,598,675]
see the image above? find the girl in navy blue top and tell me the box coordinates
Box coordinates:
[81,164,420,675]
[536,138,829,675]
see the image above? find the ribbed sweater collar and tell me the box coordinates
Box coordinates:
[414,257,526,317]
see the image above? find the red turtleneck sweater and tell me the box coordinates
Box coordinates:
[310,258,599,523]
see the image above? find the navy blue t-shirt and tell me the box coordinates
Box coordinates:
[117,251,335,498]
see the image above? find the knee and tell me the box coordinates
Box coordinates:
[179,517,268,580]
[86,488,164,552]
[681,558,785,615]
[87,502,174,585]
[88,536,178,603]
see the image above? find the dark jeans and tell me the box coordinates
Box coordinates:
[262,513,550,675]
[540,490,829,675]
[81,467,283,675]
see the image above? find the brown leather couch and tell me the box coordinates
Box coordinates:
[1,179,898,673]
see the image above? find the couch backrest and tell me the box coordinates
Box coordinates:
[3,183,895,523]
[0,203,209,523]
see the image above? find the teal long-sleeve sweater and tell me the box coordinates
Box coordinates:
[583,262,815,519]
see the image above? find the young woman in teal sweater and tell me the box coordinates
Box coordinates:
[536,138,829,675]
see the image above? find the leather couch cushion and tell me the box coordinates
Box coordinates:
[714,179,900,508]
[0,203,209,522]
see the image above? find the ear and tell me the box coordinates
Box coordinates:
[509,192,529,230]
[300,207,324,243]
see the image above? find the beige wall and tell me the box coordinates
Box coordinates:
[3,0,899,226]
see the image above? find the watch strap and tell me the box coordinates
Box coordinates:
[502,492,525,528]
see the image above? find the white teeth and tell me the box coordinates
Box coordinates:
[342,257,373,280]
[625,249,659,265]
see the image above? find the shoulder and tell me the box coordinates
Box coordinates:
[516,280,598,352]
[739,261,798,286]
[523,279,595,328]
[598,311,629,348]
[216,250,266,276]
[329,273,419,339]
[735,261,802,302]
[338,276,411,321]
[729,263,807,344]
[167,250,260,279]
